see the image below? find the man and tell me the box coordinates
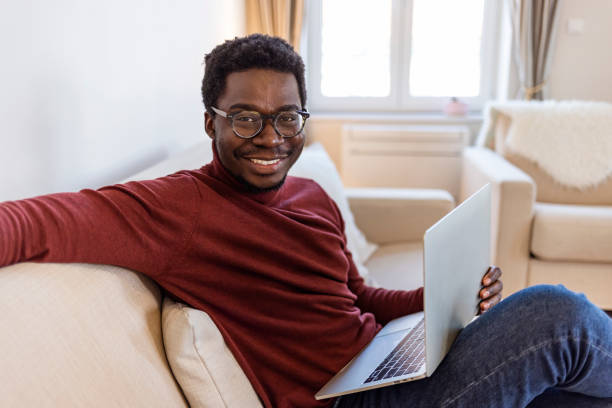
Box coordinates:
[1,34,611,407]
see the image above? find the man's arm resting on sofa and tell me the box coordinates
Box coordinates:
[461,146,536,297]
[345,188,455,245]
[0,178,197,273]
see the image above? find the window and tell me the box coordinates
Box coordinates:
[307,0,500,112]
[320,0,392,98]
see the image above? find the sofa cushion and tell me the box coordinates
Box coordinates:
[528,259,612,310]
[0,262,188,407]
[531,203,612,263]
[365,242,424,291]
[161,298,262,408]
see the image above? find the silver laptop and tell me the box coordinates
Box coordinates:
[315,183,491,400]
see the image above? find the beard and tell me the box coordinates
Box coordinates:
[235,174,287,194]
[213,134,298,194]
[215,138,291,194]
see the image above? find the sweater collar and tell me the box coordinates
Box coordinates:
[208,140,285,205]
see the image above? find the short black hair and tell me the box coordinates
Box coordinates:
[201,34,307,116]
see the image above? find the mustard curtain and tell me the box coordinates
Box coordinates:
[245,0,305,51]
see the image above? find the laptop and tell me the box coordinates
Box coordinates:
[315,183,491,400]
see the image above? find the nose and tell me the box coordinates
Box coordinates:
[252,118,283,146]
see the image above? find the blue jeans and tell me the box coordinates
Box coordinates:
[336,285,612,408]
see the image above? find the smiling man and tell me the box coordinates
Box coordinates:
[205,68,308,192]
[0,34,611,408]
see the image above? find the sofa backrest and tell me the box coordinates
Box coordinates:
[490,113,612,205]
[0,262,188,407]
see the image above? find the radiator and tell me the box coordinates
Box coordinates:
[341,124,469,198]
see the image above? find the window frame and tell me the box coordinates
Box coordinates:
[306,0,502,112]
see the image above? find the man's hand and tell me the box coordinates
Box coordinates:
[479,265,503,314]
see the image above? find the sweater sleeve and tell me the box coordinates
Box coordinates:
[320,189,424,325]
[347,253,424,325]
[0,172,200,277]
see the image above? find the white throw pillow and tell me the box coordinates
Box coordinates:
[161,297,263,408]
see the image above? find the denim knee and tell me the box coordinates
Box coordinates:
[516,284,597,329]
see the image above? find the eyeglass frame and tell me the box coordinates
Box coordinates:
[211,106,310,139]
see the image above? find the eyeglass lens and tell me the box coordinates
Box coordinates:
[232,111,304,138]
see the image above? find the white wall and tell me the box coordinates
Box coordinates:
[0,0,244,202]
[548,0,612,101]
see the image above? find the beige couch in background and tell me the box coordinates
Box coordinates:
[464,112,612,310]
[0,142,454,407]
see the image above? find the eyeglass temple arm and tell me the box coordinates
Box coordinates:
[211,106,227,117]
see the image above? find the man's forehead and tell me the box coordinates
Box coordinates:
[219,69,300,110]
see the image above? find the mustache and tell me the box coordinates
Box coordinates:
[237,147,293,157]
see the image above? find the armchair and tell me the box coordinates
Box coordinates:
[463,106,612,310]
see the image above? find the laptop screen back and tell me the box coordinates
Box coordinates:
[423,184,491,376]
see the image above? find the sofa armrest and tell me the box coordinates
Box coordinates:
[461,147,536,296]
[346,188,455,245]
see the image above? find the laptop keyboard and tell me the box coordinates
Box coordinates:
[364,318,425,383]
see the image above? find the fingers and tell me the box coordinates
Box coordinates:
[482,265,502,285]
[480,280,503,300]
[479,265,504,314]
[480,293,502,313]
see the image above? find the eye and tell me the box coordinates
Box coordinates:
[233,113,259,123]
[278,112,298,122]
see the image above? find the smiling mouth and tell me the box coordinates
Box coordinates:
[241,156,289,176]
[248,158,281,165]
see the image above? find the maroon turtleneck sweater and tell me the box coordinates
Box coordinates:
[0,145,423,407]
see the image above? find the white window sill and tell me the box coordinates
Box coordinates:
[309,111,483,124]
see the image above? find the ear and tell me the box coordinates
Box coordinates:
[204,112,215,140]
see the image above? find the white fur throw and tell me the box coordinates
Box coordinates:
[479,100,612,189]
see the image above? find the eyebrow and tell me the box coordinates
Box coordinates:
[228,103,302,112]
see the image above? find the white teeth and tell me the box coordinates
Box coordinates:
[249,158,280,165]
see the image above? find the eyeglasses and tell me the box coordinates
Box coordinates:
[211,106,310,139]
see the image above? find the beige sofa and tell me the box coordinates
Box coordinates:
[466,111,612,310]
[0,142,454,407]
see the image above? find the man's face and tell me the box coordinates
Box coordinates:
[205,68,305,192]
